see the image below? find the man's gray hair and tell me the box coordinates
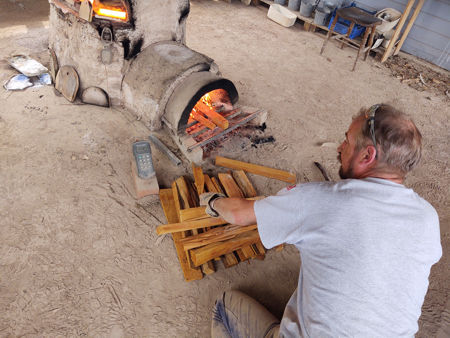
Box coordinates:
[354,104,422,175]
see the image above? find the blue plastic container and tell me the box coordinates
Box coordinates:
[328,4,376,40]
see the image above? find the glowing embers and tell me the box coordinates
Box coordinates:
[88,0,130,22]
[187,89,233,133]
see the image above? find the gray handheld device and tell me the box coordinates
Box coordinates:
[132,141,155,179]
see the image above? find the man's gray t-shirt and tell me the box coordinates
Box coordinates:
[254,178,442,337]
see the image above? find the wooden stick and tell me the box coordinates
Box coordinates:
[156,217,227,235]
[218,173,245,198]
[381,0,415,63]
[159,189,203,281]
[394,0,425,56]
[176,176,215,274]
[204,174,216,193]
[191,110,216,130]
[190,230,260,267]
[176,177,196,210]
[204,174,237,266]
[222,253,239,268]
[179,224,257,250]
[211,177,225,194]
[232,170,257,198]
[179,206,208,222]
[196,101,229,130]
[216,156,296,183]
[192,164,205,195]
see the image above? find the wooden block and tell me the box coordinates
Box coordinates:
[203,174,238,267]
[204,174,216,193]
[252,241,266,260]
[156,217,228,235]
[176,177,195,210]
[232,170,257,198]
[131,159,159,199]
[222,253,239,268]
[171,182,182,226]
[202,261,216,275]
[192,164,205,195]
[179,224,258,250]
[218,173,245,198]
[159,189,203,282]
[190,230,260,267]
[196,101,229,130]
[192,110,216,130]
[216,156,296,184]
[241,245,258,259]
[179,206,208,222]
[255,241,266,254]
[211,177,225,194]
[177,175,215,274]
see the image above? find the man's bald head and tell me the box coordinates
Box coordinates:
[353,104,422,176]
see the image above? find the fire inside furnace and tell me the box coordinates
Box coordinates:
[186,89,234,134]
[71,0,130,22]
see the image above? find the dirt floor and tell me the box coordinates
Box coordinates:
[0,0,449,336]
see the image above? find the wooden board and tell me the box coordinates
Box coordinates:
[204,174,238,267]
[211,177,225,194]
[232,170,257,198]
[190,230,260,267]
[179,224,257,250]
[159,189,203,282]
[175,176,215,274]
[222,253,239,268]
[204,174,216,193]
[218,173,245,198]
[192,110,216,130]
[179,206,208,222]
[216,156,296,184]
[175,177,196,210]
[55,65,79,102]
[192,164,205,195]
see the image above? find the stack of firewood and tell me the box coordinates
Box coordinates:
[156,156,296,281]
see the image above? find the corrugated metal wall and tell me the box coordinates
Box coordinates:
[350,0,450,70]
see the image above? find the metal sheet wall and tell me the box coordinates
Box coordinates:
[350,0,450,70]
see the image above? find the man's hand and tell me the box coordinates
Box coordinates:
[199,192,226,217]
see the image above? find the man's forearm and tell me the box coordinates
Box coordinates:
[213,198,256,226]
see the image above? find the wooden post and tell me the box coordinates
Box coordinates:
[393,0,425,56]
[381,0,416,63]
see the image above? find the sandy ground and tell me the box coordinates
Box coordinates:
[0,0,449,336]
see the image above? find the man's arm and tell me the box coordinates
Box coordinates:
[212,198,256,226]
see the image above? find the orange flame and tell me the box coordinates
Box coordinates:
[88,0,129,22]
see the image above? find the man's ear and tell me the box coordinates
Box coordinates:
[359,145,377,166]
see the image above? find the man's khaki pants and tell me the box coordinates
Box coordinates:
[211,290,280,338]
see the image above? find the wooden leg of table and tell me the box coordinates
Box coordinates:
[320,15,338,55]
[381,0,415,63]
[394,0,425,56]
[352,27,370,71]
[364,26,376,61]
[304,22,311,31]
[341,22,355,49]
